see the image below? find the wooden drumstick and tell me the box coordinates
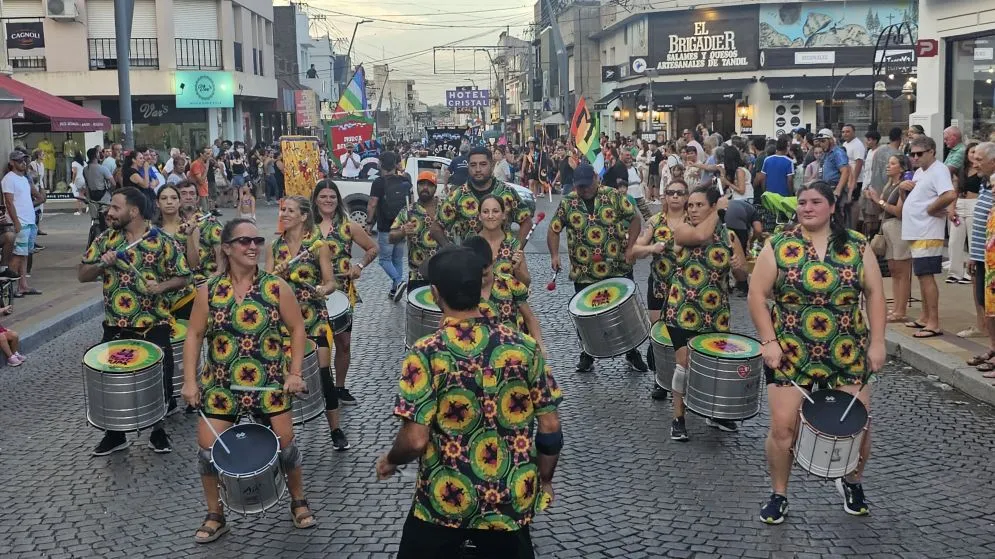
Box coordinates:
[288,272,332,300]
[275,240,326,278]
[198,409,231,454]
[520,212,546,251]
[789,379,815,405]
[114,227,161,262]
[839,383,868,423]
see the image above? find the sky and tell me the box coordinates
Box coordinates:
[293,0,537,105]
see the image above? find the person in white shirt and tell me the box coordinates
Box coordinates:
[900,136,957,338]
[682,129,706,164]
[859,130,881,235]
[620,150,651,220]
[340,144,362,179]
[2,151,41,295]
[841,124,866,227]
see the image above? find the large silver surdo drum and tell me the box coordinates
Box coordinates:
[292,339,323,425]
[82,339,165,431]
[568,278,650,358]
[685,333,764,421]
[650,321,676,392]
[406,286,442,348]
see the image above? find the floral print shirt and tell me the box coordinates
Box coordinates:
[548,187,636,284]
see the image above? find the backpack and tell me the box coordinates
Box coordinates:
[380,173,411,227]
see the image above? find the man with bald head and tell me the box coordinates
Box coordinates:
[943,126,967,176]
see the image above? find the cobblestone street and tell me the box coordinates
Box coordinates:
[2,199,995,558]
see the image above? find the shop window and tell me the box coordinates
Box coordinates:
[948,34,995,141]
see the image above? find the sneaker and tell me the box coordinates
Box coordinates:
[625,351,649,372]
[835,478,869,516]
[958,276,973,284]
[331,428,351,451]
[148,428,173,453]
[575,352,595,373]
[338,387,358,406]
[945,276,959,284]
[6,354,22,366]
[165,398,181,417]
[760,493,789,524]
[0,269,20,280]
[184,404,197,415]
[387,287,397,300]
[670,416,689,441]
[393,282,407,302]
[13,352,25,361]
[957,326,984,338]
[705,417,739,432]
[74,211,81,216]
[92,432,130,456]
[650,385,669,401]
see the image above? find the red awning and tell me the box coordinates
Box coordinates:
[0,86,24,119]
[0,75,110,132]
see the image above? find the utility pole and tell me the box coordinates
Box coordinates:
[113,0,134,149]
[373,66,391,137]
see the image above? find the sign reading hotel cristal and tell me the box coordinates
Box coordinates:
[632,7,759,76]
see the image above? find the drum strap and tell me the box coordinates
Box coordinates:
[279,441,302,471]
[197,447,215,476]
[170,289,196,312]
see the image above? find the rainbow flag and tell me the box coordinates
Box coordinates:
[570,97,599,165]
[333,65,367,117]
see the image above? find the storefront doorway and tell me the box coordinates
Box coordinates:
[674,104,735,140]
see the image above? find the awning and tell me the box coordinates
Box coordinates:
[765,76,903,101]
[0,75,108,131]
[540,113,566,126]
[0,87,24,119]
[650,79,755,105]
[593,90,621,110]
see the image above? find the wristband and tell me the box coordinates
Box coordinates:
[356,263,364,270]
[761,338,778,346]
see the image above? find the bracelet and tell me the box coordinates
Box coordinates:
[761,338,778,346]
[356,262,364,270]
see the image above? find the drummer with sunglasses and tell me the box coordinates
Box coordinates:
[629,179,690,400]
[182,218,314,543]
[748,181,886,525]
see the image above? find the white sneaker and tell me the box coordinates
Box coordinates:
[957,326,984,338]
[6,354,23,366]
[73,211,81,216]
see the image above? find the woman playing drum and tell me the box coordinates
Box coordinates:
[478,194,531,286]
[748,181,886,525]
[630,178,689,400]
[665,185,748,440]
[182,218,315,543]
[312,180,378,407]
[266,196,350,451]
[156,183,200,320]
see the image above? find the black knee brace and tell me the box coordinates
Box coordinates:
[279,440,302,471]
[319,366,339,410]
[198,447,215,476]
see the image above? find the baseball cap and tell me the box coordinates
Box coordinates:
[574,163,596,187]
[815,128,834,139]
[8,150,27,162]
[416,170,437,185]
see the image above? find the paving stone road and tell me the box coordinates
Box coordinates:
[2,197,995,558]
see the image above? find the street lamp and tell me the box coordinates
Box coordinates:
[346,19,373,65]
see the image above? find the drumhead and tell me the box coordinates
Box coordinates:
[689,333,761,360]
[169,319,188,343]
[408,286,439,311]
[650,320,672,346]
[801,389,868,437]
[568,278,636,316]
[325,291,350,315]
[83,340,163,372]
[212,423,279,475]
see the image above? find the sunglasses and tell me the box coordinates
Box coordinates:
[664,189,687,197]
[226,236,265,247]
[909,151,929,158]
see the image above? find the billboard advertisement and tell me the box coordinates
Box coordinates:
[630,7,760,76]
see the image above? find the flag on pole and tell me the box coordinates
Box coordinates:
[570,97,599,165]
[333,65,367,117]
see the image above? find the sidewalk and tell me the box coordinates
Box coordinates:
[883,274,995,405]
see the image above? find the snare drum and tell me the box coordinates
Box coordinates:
[685,333,763,420]
[169,320,188,399]
[406,286,442,348]
[568,278,650,358]
[650,321,676,392]
[794,389,869,479]
[82,340,165,431]
[211,423,287,514]
[292,340,323,425]
[325,291,353,334]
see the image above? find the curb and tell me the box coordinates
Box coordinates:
[885,329,995,406]
[17,298,102,357]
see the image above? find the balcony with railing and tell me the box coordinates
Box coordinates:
[8,55,46,72]
[175,38,222,70]
[88,38,159,70]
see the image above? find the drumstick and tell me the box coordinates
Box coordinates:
[839,383,868,423]
[520,212,546,251]
[546,268,559,291]
[789,379,815,404]
[229,384,309,395]
[198,409,231,454]
[277,240,326,276]
[115,227,160,262]
[288,272,331,300]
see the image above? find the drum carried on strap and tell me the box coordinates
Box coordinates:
[685,333,763,420]
[406,286,442,348]
[568,278,650,358]
[325,291,353,334]
[291,339,323,425]
[794,389,869,479]
[169,319,207,399]
[211,423,287,514]
[82,340,165,431]
[650,321,676,392]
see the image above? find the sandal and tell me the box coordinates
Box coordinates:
[967,350,995,366]
[913,328,943,339]
[905,320,926,329]
[887,313,909,323]
[290,498,316,529]
[978,362,995,373]
[194,512,229,544]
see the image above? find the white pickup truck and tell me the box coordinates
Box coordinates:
[333,155,535,227]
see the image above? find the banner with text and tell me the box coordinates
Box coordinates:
[445,89,490,108]
[631,7,759,76]
[328,117,374,160]
[426,126,467,156]
[6,22,44,50]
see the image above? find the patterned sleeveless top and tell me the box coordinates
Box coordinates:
[663,220,732,333]
[271,229,329,339]
[200,271,291,416]
[321,216,354,298]
[479,272,529,330]
[647,213,680,300]
[770,225,868,380]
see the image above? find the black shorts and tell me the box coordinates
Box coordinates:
[397,511,534,559]
[309,335,329,349]
[666,324,708,351]
[647,276,667,311]
[975,260,986,308]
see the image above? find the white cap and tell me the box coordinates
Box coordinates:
[816,128,834,139]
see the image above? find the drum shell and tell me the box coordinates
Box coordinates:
[292,348,323,425]
[325,293,353,334]
[83,355,165,432]
[685,350,763,420]
[406,301,442,348]
[793,392,869,479]
[570,290,650,358]
[212,425,287,515]
[170,339,207,399]
[651,338,676,392]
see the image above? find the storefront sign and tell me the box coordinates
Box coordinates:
[174,71,234,109]
[915,39,938,58]
[294,90,319,128]
[772,101,803,137]
[601,65,619,82]
[6,22,44,50]
[446,89,489,108]
[794,51,835,65]
[634,7,759,76]
[100,99,207,124]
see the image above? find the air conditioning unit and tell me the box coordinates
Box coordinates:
[46,0,79,20]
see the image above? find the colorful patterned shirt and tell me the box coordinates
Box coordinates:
[479,273,529,330]
[271,230,329,339]
[663,220,732,333]
[438,180,531,242]
[196,215,223,277]
[391,202,440,282]
[647,213,679,300]
[548,187,636,284]
[320,215,355,298]
[769,225,869,384]
[394,316,562,530]
[199,271,292,417]
[491,232,521,279]
[163,229,196,310]
[82,227,191,328]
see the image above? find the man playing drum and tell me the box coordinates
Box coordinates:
[78,187,192,455]
[176,180,222,279]
[182,218,315,543]
[748,181,886,524]
[547,163,648,373]
[389,171,440,293]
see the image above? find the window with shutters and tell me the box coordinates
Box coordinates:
[174,0,221,69]
[86,0,159,70]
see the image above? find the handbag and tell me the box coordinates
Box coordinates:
[870,232,887,256]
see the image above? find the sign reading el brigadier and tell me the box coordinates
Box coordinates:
[632,7,759,76]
